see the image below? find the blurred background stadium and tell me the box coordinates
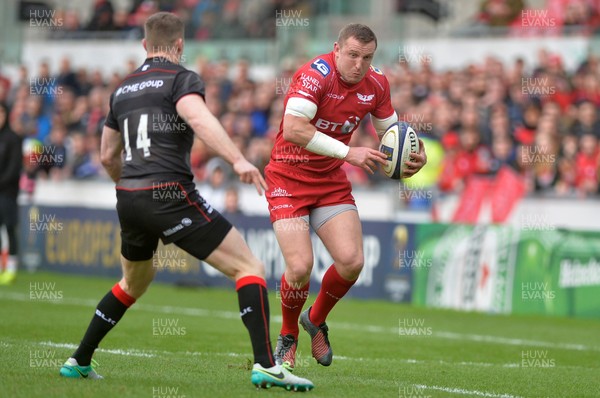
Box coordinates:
[1,0,600,358]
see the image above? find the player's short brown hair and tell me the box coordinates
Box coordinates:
[338,23,377,48]
[144,12,184,50]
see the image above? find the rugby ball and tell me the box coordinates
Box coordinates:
[379,121,420,180]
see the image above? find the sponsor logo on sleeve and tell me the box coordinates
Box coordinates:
[311,58,330,76]
[299,73,322,93]
[370,65,383,75]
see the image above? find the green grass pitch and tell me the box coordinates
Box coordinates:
[1,271,598,397]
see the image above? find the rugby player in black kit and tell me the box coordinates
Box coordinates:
[59,12,313,391]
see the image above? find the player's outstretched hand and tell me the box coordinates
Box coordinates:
[233,158,268,196]
[344,147,388,175]
[402,138,427,178]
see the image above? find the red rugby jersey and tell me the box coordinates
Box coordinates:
[271,51,395,174]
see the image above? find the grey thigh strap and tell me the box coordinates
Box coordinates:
[307,204,358,231]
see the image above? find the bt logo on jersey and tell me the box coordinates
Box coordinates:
[315,118,341,131]
[315,116,360,133]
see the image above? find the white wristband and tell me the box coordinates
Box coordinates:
[305,131,350,159]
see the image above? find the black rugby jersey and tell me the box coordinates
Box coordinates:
[105,58,205,181]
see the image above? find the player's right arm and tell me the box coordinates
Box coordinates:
[283,101,387,175]
[100,125,124,183]
[176,93,268,195]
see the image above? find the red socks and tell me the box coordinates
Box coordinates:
[310,265,355,326]
[279,275,310,337]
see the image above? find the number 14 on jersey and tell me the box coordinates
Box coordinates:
[123,114,152,161]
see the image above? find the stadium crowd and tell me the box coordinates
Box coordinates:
[1,47,599,204]
[42,0,600,39]
[45,0,315,39]
[476,0,600,34]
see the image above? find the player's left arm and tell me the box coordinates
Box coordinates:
[100,125,124,183]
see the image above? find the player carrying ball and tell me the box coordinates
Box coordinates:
[268,23,427,370]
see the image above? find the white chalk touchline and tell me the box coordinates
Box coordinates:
[37,340,522,369]
[3,291,599,353]
[39,341,156,358]
[414,384,523,398]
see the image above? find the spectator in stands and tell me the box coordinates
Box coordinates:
[6,66,28,106]
[201,158,232,212]
[75,67,93,96]
[235,114,255,140]
[572,100,600,138]
[55,88,84,133]
[438,133,462,192]
[245,137,272,172]
[69,133,101,179]
[487,105,512,142]
[531,132,560,193]
[30,61,56,114]
[251,85,273,137]
[575,133,600,195]
[478,0,525,26]
[574,73,600,106]
[489,133,517,173]
[56,57,79,95]
[0,103,22,285]
[0,69,11,106]
[113,9,133,32]
[87,0,115,31]
[221,185,243,217]
[514,100,541,146]
[63,9,82,31]
[14,96,52,143]
[555,134,578,195]
[430,98,457,140]
[36,123,68,180]
[457,125,493,177]
[85,87,108,136]
[548,0,600,31]
[460,105,486,144]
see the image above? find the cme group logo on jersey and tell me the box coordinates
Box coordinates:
[115,79,164,97]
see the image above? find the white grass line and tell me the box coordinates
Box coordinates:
[336,355,523,368]
[28,341,523,370]
[414,384,522,398]
[435,331,595,352]
[39,341,156,358]
[3,291,599,353]
[24,341,597,371]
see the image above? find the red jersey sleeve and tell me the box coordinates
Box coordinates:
[286,56,333,107]
[369,67,395,119]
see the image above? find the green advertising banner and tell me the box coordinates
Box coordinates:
[413,224,518,314]
[413,224,600,319]
[514,229,600,318]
